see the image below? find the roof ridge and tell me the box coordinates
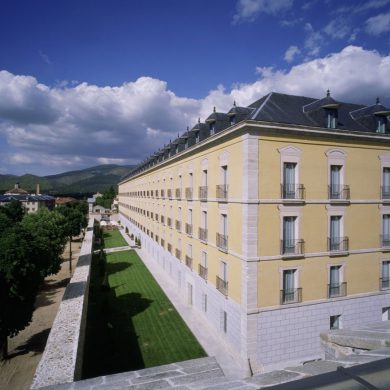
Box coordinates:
[251,92,273,120]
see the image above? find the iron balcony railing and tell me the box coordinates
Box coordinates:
[199,227,208,242]
[199,186,208,201]
[175,248,181,260]
[216,184,228,200]
[216,276,228,296]
[328,282,347,298]
[185,255,192,270]
[328,236,349,252]
[175,188,181,199]
[216,233,228,251]
[382,186,390,200]
[167,189,173,199]
[167,217,172,227]
[328,185,350,200]
[381,235,390,248]
[280,288,302,304]
[185,223,193,235]
[167,243,172,253]
[185,187,193,200]
[199,264,208,280]
[175,220,181,231]
[380,277,390,290]
[281,239,304,256]
[281,184,305,200]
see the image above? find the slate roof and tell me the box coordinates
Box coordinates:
[0,194,55,202]
[122,91,390,181]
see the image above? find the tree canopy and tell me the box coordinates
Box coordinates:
[95,186,116,209]
[0,204,70,359]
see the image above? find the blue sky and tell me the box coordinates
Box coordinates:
[0,0,390,176]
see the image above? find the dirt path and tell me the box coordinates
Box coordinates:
[0,239,82,390]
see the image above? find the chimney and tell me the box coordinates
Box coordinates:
[36,183,40,195]
[15,182,19,189]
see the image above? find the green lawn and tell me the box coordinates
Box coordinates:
[82,246,206,378]
[102,229,128,248]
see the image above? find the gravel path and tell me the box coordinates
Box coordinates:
[0,239,81,390]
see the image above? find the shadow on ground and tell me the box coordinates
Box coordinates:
[7,328,51,359]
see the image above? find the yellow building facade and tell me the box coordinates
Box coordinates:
[118,92,390,372]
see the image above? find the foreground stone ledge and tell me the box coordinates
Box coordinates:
[30,218,96,389]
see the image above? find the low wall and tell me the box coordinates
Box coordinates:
[30,218,96,389]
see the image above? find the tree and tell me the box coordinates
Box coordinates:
[0,206,69,360]
[21,209,67,278]
[0,226,42,360]
[95,186,117,210]
[57,202,88,274]
[0,200,24,224]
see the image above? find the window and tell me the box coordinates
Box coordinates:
[383,307,390,321]
[283,163,296,199]
[201,251,208,268]
[187,283,193,305]
[210,122,215,135]
[195,131,200,143]
[282,216,296,254]
[222,311,227,333]
[202,293,207,312]
[330,165,342,198]
[199,251,208,280]
[330,315,341,329]
[220,261,228,282]
[216,261,228,296]
[383,168,390,199]
[382,215,390,247]
[377,117,387,133]
[199,210,208,241]
[382,261,390,289]
[282,269,297,303]
[329,265,345,297]
[325,108,337,129]
[230,115,236,126]
[221,165,228,186]
[329,215,345,251]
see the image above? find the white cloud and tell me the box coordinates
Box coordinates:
[365,12,390,35]
[304,23,323,56]
[1,46,390,175]
[284,45,301,62]
[233,0,293,23]
[323,17,351,39]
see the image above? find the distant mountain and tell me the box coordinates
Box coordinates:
[0,164,134,195]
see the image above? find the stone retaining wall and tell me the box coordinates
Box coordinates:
[30,218,96,389]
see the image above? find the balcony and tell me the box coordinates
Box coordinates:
[280,239,304,257]
[328,282,347,298]
[199,227,208,242]
[199,264,208,281]
[175,248,181,260]
[216,233,228,251]
[381,235,390,249]
[167,243,172,253]
[280,288,302,304]
[328,236,349,253]
[185,187,193,200]
[216,276,228,296]
[281,184,305,201]
[380,277,390,290]
[328,185,350,201]
[155,214,159,221]
[167,217,172,228]
[185,223,193,236]
[216,184,228,201]
[161,216,165,225]
[175,188,181,199]
[175,220,181,231]
[185,255,192,270]
[382,186,390,201]
[199,186,208,201]
[160,190,165,198]
[167,189,173,199]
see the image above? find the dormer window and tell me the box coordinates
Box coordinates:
[184,139,188,149]
[325,108,337,129]
[175,144,179,153]
[377,117,387,133]
[195,131,200,143]
[230,116,236,126]
[209,122,215,135]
